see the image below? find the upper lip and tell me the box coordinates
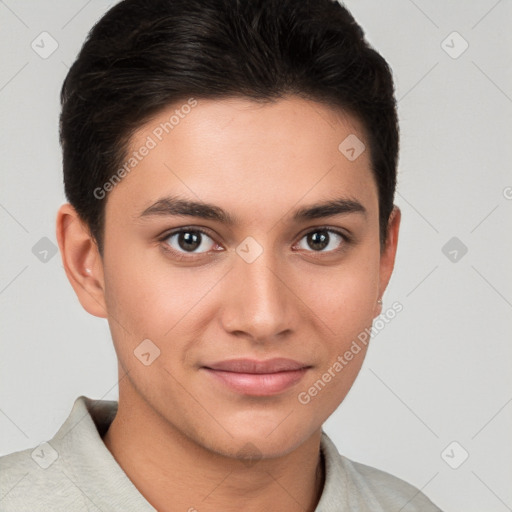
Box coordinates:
[203,358,310,374]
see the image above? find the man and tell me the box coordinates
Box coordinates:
[0,0,442,510]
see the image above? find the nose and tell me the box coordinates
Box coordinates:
[219,243,300,343]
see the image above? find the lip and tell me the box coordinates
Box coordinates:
[202,358,310,396]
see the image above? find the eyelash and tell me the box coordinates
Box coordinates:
[158,226,351,261]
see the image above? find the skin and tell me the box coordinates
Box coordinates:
[56,96,400,512]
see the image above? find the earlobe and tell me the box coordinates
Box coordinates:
[375,206,401,316]
[374,297,383,318]
[56,203,108,318]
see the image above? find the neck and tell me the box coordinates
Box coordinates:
[102,379,325,512]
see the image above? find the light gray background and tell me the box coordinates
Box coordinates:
[1,1,511,511]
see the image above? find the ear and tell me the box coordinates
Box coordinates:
[56,203,107,318]
[374,206,401,317]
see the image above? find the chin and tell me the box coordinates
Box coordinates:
[197,416,319,462]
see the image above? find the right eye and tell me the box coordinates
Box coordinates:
[159,227,223,260]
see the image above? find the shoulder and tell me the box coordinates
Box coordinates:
[319,432,443,511]
[343,456,441,511]
[0,443,86,512]
[0,395,112,512]
[0,396,152,512]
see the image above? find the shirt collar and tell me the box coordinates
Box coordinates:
[52,395,347,511]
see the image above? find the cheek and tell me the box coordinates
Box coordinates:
[295,261,378,417]
[300,251,380,332]
[102,247,220,344]
[101,254,202,395]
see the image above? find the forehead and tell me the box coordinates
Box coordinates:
[105,96,378,226]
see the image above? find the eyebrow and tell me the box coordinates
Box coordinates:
[139,195,366,225]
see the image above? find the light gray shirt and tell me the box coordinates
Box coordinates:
[0,396,442,511]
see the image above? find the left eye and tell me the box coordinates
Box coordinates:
[164,229,216,254]
[296,229,346,252]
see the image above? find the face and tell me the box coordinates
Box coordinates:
[72,96,399,459]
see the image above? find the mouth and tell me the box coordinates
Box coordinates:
[201,358,311,396]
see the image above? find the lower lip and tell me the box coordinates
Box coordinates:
[203,368,308,396]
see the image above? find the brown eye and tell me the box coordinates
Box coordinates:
[163,229,216,254]
[297,229,346,253]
